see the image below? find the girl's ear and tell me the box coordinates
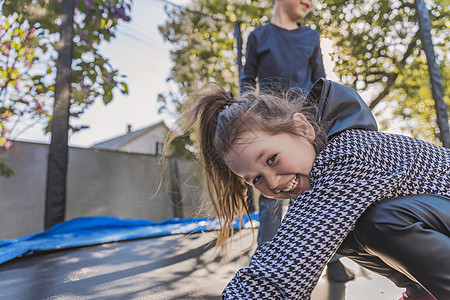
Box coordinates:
[292,113,315,141]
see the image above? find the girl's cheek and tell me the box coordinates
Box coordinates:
[257,187,268,197]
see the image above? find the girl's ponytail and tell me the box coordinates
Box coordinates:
[160,83,251,255]
[188,85,251,255]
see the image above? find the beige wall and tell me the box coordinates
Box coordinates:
[0,141,212,240]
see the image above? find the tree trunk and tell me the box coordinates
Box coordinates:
[415,0,450,148]
[44,0,75,229]
[169,158,184,219]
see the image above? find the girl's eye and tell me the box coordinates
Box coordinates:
[267,155,276,166]
[253,175,262,185]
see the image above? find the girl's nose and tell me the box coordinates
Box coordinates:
[266,175,280,191]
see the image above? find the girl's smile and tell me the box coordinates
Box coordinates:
[224,113,317,199]
[277,174,298,192]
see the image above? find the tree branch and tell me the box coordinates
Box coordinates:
[368,31,420,110]
[365,77,383,84]
[368,73,399,110]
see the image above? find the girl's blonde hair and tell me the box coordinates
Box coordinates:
[164,83,326,254]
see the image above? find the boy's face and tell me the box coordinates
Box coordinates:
[224,114,317,200]
[279,0,313,20]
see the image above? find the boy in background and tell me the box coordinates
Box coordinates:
[241,0,354,282]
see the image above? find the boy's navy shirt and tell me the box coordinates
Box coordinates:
[242,22,325,94]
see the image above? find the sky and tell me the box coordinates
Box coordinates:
[16,0,339,148]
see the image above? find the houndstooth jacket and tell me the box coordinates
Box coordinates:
[222,130,450,300]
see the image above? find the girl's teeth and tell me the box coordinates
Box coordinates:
[282,175,298,192]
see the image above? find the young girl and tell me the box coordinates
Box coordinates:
[169,83,449,300]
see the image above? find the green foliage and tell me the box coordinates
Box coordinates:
[0,157,13,177]
[169,130,197,159]
[159,0,448,145]
[0,0,132,175]
[380,52,450,143]
[311,0,449,145]
[0,14,51,144]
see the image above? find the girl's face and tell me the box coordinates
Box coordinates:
[224,113,317,200]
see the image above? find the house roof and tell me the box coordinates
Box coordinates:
[90,121,169,150]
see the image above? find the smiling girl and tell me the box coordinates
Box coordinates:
[166,82,450,300]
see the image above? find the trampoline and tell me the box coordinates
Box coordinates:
[0,214,403,299]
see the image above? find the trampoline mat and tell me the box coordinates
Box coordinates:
[0,230,256,299]
[0,229,403,300]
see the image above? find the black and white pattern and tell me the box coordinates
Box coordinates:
[222,130,450,299]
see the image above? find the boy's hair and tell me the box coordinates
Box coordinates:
[164,83,326,254]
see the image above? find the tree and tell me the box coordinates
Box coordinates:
[0,14,51,177]
[44,0,75,229]
[314,0,449,146]
[0,0,132,176]
[158,0,449,146]
[1,0,132,228]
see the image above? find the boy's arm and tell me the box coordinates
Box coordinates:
[310,38,325,84]
[241,32,258,94]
